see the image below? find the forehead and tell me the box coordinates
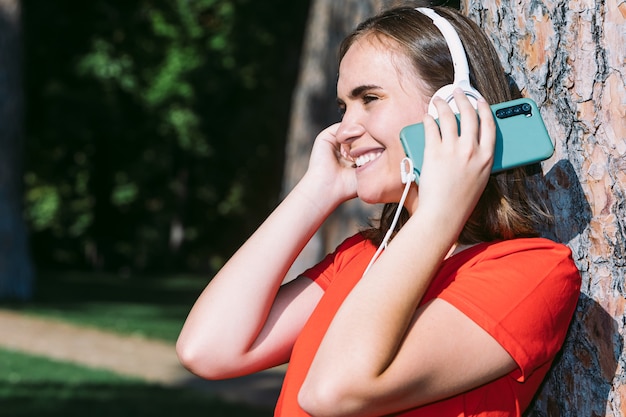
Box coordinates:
[337,36,417,93]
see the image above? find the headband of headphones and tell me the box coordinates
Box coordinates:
[415,7,483,117]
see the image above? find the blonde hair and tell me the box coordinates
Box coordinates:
[339,5,551,244]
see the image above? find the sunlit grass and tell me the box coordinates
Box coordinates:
[0,348,272,417]
[0,272,276,415]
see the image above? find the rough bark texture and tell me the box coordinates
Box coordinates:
[0,0,34,300]
[463,1,625,415]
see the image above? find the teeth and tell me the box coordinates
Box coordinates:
[354,151,383,167]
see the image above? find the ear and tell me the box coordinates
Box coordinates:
[415,8,484,118]
[427,80,483,118]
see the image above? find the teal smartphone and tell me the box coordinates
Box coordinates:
[399,98,554,182]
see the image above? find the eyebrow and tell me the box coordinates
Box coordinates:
[348,84,382,99]
[337,84,383,106]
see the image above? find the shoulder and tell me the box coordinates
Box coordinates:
[438,237,582,332]
[439,237,580,292]
[477,237,573,259]
[301,233,376,290]
[456,237,578,277]
[320,232,376,265]
[335,232,375,257]
[451,237,581,296]
[438,238,581,379]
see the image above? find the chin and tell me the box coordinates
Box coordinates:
[357,184,408,206]
[357,190,390,205]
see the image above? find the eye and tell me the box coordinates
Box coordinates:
[363,95,378,104]
[336,98,346,116]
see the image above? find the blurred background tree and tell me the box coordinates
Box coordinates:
[0,0,34,300]
[22,0,310,274]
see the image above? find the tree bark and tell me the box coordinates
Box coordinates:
[463,0,625,415]
[0,0,34,300]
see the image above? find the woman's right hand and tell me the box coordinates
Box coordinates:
[301,122,358,206]
[415,89,496,234]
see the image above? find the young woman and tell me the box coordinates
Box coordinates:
[177,4,581,416]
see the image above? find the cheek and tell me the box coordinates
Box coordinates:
[388,143,410,178]
[369,99,427,153]
[389,103,427,136]
[399,97,428,126]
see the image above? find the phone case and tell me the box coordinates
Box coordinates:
[399,98,554,181]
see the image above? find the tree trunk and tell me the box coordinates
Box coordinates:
[282,0,407,280]
[0,0,34,300]
[463,0,625,415]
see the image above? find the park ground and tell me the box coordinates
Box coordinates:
[0,308,286,409]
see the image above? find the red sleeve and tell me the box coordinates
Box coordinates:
[300,233,373,291]
[438,239,581,382]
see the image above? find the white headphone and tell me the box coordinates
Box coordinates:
[416,7,483,118]
[363,8,486,275]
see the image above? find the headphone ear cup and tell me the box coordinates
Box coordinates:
[427,82,483,118]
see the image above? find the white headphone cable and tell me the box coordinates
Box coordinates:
[362,157,415,276]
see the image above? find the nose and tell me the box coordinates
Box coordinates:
[335,111,366,146]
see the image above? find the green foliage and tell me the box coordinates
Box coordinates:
[24,181,60,232]
[23,0,310,272]
[76,38,137,91]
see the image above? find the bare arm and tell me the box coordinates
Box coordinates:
[176,124,355,379]
[299,92,516,415]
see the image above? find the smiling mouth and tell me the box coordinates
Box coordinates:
[354,151,383,168]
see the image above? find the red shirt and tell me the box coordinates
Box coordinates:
[275,234,581,416]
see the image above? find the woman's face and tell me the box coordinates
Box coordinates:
[337,36,428,211]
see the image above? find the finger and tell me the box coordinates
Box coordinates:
[476,97,496,156]
[422,112,441,147]
[316,123,344,155]
[454,88,479,144]
[432,96,458,142]
[320,122,341,142]
[322,122,359,170]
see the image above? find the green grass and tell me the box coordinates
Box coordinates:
[2,271,209,342]
[0,271,275,416]
[0,347,272,417]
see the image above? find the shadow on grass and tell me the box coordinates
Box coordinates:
[2,381,273,417]
[26,271,208,306]
[2,271,210,341]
